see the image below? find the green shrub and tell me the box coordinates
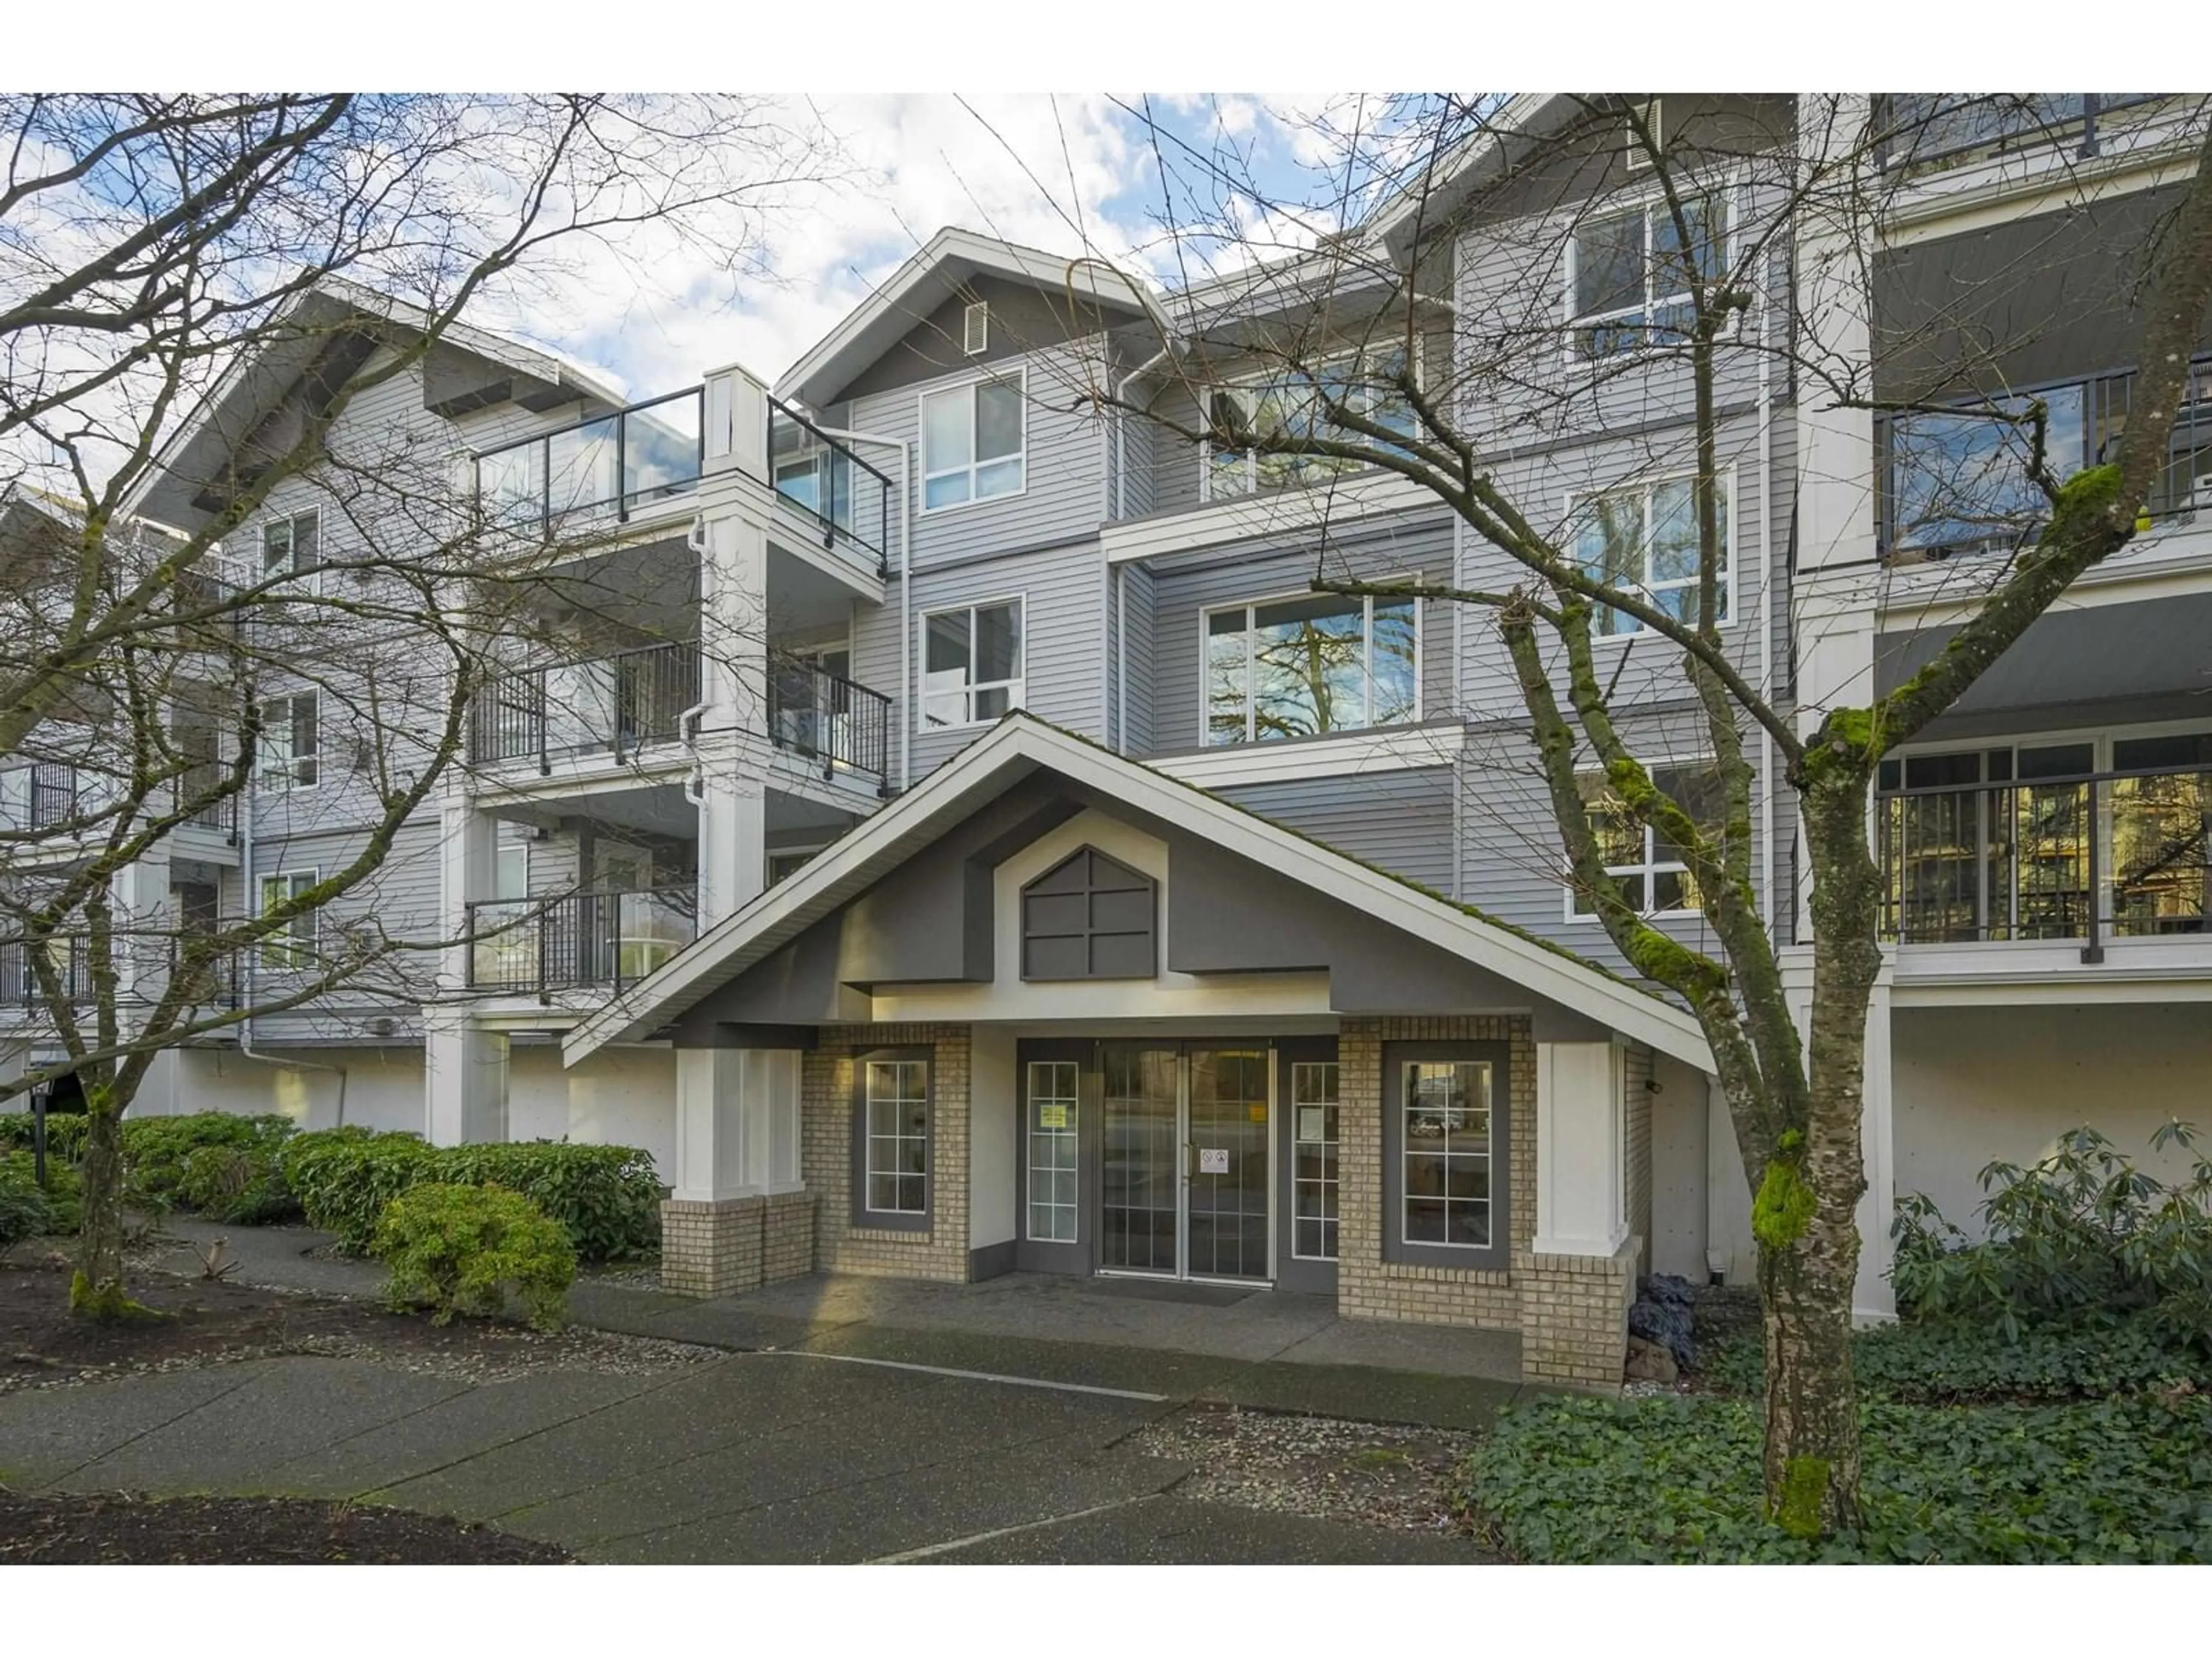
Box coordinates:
[1892,1122,2212,1352]
[282,1128,438,1252]
[0,1111,89,1164]
[177,1143,303,1225]
[372,1182,575,1331]
[279,1129,660,1262]
[433,1142,661,1262]
[0,1156,54,1253]
[1700,1309,2211,1404]
[1460,1390,2212,1563]
[120,1112,297,1210]
[0,1151,82,1237]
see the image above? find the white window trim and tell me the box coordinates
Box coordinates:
[1290,1059,1341,1263]
[1199,588,1424,749]
[256,691,320,794]
[1563,753,1717,923]
[1397,1058,1497,1255]
[1560,176,1741,363]
[1624,99,1660,171]
[1198,342,1424,505]
[862,1056,930,1218]
[766,842,832,886]
[963,300,990,356]
[1564,463,1739,645]
[918,366,1028,516]
[260,508,323,595]
[916,594,1027,733]
[259,867,317,971]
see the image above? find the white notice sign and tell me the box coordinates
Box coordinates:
[1198,1147,1230,1175]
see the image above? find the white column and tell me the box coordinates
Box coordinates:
[425,1015,507,1146]
[1533,1040,1629,1257]
[673,1046,804,1203]
[435,792,497,995]
[1793,94,1879,576]
[694,486,771,925]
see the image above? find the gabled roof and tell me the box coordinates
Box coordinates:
[125,276,628,535]
[562,713,1715,1071]
[773,227,1158,411]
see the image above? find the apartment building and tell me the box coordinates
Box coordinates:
[5,94,2205,1387]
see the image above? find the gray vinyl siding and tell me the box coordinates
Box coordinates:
[844,338,1111,574]
[1143,511,1457,755]
[853,537,1110,786]
[1213,767,1455,894]
[1116,562,1157,755]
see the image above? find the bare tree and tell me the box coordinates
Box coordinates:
[0,93,833,1317]
[1088,92,2212,1534]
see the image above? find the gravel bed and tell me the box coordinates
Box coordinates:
[1131,1404,1479,1535]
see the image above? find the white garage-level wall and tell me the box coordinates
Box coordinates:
[506,1041,677,1181]
[1894,1003,2212,1232]
[172,1047,425,1133]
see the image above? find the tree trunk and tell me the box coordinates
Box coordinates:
[1757,1205,1864,1534]
[70,1073,137,1319]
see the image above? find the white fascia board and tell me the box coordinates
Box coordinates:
[562,716,1714,1071]
[1147,722,1465,789]
[1104,471,1437,564]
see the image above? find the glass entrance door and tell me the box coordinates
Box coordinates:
[1097,1043,1271,1283]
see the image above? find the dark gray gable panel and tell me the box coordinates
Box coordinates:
[1020,846,1157,980]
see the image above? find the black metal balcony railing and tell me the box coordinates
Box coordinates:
[475,387,704,541]
[1878,764,2212,960]
[0,940,93,1007]
[0,762,84,834]
[767,650,892,785]
[767,397,893,578]
[465,886,698,995]
[1878,355,2212,561]
[0,934,241,1012]
[1875,94,2169,175]
[468,642,702,769]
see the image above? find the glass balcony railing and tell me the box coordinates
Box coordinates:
[767,397,892,578]
[1878,355,2212,560]
[1874,94,2171,175]
[475,387,704,541]
[1878,751,2212,958]
[465,886,698,994]
[467,642,702,770]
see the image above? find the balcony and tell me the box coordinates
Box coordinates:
[475,387,704,543]
[767,398,892,579]
[468,642,702,771]
[1874,95,2172,176]
[767,649,892,786]
[464,886,697,995]
[0,935,240,1012]
[0,762,84,834]
[1878,355,2212,562]
[1878,749,2212,961]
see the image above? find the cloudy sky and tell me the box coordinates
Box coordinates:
[491,94,1380,404]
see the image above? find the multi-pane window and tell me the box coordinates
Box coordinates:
[258,870,317,970]
[921,374,1025,510]
[1203,347,1418,500]
[2111,732,2212,938]
[1205,593,1417,747]
[863,1058,929,1217]
[922,600,1023,728]
[1570,191,1728,357]
[256,693,319,791]
[1027,1060,1079,1244]
[1573,475,1731,634]
[1885,387,2087,558]
[1291,1061,1340,1262]
[260,510,320,582]
[1571,762,1724,918]
[1401,1060,1493,1250]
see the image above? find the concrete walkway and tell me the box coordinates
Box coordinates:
[154,1219,1531,1431]
[1,1221,1528,1562]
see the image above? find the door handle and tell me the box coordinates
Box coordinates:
[1184,1142,1195,1179]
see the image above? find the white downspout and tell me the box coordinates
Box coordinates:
[680,512,714,807]
[1115,568,1128,754]
[1757,236,1777,936]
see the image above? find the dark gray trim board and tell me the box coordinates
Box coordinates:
[1272,1035,1340,1297]
[967,1239,1018,1281]
[1381,1039,1512,1273]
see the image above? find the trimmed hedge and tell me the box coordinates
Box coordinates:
[119,1112,297,1210]
[281,1129,660,1263]
[0,1111,89,1164]
[374,1182,575,1332]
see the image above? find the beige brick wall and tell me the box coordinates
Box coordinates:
[1519,1240,1638,1389]
[661,1191,815,1297]
[1625,1044,1654,1281]
[804,1023,974,1282]
[1335,1016,1536,1332]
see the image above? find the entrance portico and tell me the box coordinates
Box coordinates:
[566,716,1715,1389]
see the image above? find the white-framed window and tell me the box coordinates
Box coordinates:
[1205,591,1419,747]
[1291,1060,1340,1262]
[921,598,1024,729]
[963,300,990,355]
[862,1055,930,1218]
[1202,345,1419,502]
[1569,760,1724,919]
[256,692,319,791]
[494,838,531,902]
[1571,471,1733,637]
[260,510,321,585]
[1400,1059,1494,1251]
[1026,1058,1079,1244]
[767,846,825,887]
[259,869,317,971]
[1566,186,1730,358]
[920,372,1025,511]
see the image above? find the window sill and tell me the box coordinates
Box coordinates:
[1144,721,1463,789]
